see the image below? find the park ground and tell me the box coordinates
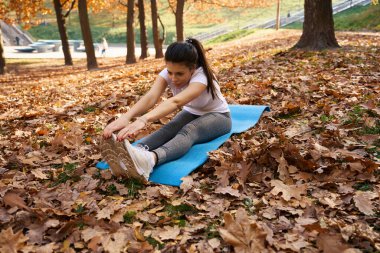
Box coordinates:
[0,29,379,252]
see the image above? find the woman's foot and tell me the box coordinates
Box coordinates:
[102,134,155,182]
[119,140,156,182]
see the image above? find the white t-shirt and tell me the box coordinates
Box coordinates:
[159,67,230,115]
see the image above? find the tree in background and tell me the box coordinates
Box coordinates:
[78,0,98,69]
[119,0,137,64]
[53,0,75,66]
[126,0,137,63]
[0,0,48,75]
[294,0,379,50]
[294,0,339,50]
[151,0,164,58]
[0,2,6,75]
[138,0,149,59]
[0,24,4,75]
[168,0,185,41]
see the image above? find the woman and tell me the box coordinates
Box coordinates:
[102,38,231,182]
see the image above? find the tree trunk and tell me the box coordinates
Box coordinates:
[175,0,185,42]
[275,0,281,30]
[151,0,163,58]
[294,0,339,50]
[78,0,98,70]
[126,0,137,64]
[0,26,5,75]
[53,0,73,66]
[138,0,148,59]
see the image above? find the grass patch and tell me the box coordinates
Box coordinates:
[50,163,79,187]
[164,203,196,216]
[205,29,257,45]
[353,181,374,191]
[361,119,380,135]
[334,4,380,31]
[105,184,119,195]
[342,105,380,136]
[320,114,335,123]
[123,211,137,224]
[146,236,164,249]
[343,105,364,125]
[205,222,220,239]
[122,178,145,197]
[74,204,85,214]
[84,106,97,113]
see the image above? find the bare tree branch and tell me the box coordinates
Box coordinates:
[64,0,76,18]
[167,0,176,14]
[158,13,166,42]
[119,0,128,7]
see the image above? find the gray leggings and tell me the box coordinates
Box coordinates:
[139,110,232,165]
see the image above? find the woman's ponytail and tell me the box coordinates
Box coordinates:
[185,38,217,99]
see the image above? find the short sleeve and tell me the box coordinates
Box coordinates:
[159,68,170,84]
[190,68,207,86]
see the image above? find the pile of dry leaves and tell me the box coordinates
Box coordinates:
[0,31,379,252]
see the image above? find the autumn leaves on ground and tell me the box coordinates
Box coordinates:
[0,31,379,253]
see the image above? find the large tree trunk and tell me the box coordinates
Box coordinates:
[126,0,136,64]
[294,0,339,50]
[138,0,148,59]
[175,0,185,42]
[151,0,163,58]
[53,0,73,66]
[0,26,5,75]
[78,0,98,70]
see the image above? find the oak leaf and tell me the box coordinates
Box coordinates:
[353,191,376,215]
[3,191,31,212]
[270,180,307,201]
[0,227,29,253]
[157,226,181,241]
[218,208,270,253]
[215,186,241,197]
[316,232,352,253]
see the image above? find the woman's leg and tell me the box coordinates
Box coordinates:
[138,110,198,150]
[153,112,231,165]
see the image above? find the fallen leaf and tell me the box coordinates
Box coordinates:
[3,192,31,212]
[157,226,181,241]
[270,180,307,201]
[215,186,241,197]
[31,168,48,179]
[218,208,269,253]
[0,227,29,253]
[353,191,375,215]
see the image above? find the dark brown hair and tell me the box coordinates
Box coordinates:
[164,38,217,99]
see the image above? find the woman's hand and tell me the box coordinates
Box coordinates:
[116,117,147,141]
[103,115,130,139]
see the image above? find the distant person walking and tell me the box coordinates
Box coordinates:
[15,36,20,46]
[101,37,108,57]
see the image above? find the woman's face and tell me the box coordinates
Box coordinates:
[166,62,195,88]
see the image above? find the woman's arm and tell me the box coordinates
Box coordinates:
[124,76,168,120]
[116,82,206,140]
[103,76,167,138]
[144,82,206,122]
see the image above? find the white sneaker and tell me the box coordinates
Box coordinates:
[102,134,155,183]
[124,141,156,180]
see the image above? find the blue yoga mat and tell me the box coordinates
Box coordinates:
[97,105,270,186]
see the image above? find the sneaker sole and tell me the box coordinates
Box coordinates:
[114,140,148,183]
[100,135,130,178]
